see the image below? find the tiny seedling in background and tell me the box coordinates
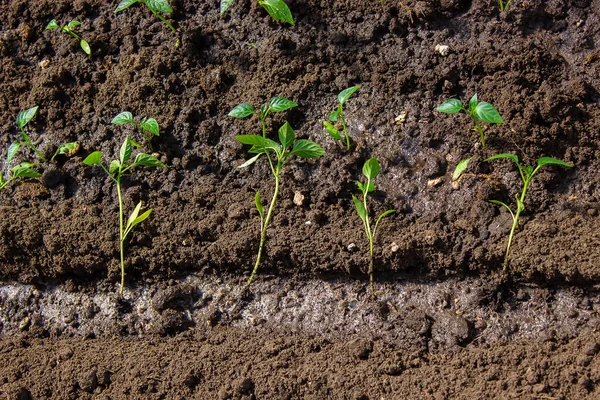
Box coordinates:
[220,0,295,26]
[115,0,176,33]
[485,154,571,275]
[83,137,166,295]
[236,122,325,286]
[112,111,160,148]
[45,19,91,55]
[229,96,297,138]
[499,0,512,11]
[353,157,395,295]
[323,85,361,150]
[0,143,40,190]
[437,94,503,147]
[452,158,471,181]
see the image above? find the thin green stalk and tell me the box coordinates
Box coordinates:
[502,169,534,271]
[361,176,376,294]
[339,106,350,150]
[151,9,176,32]
[261,116,267,138]
[116,175,126,295]
[20,128,46,162]
[474,119,485,147]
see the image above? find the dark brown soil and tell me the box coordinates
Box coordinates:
[1,0,600,397]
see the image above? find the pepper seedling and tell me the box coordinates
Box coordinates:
[0,143,40,190]
[437,94,503,147]
[45,19,91,55]
[115,0,176,33]
[229,96,297,138]
[220,0,295,26]
[323,85,361,150]
[83,137,166,295]
[111,111,160,148]
[485,154,572,274]
[237,122,325,286]
[353,157,395,295]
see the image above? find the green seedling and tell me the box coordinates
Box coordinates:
[115,0,176,33]
[323,85,361,150]
[452,158,471,181]
[353,157,395,295]
[237,122,325,286]
[499,0,512,11]
[16,106,79,163]
[111,112,160,148]
[437,94,504,147]
[486,154,571,274]
[229,96,297,138]
[220,0,295,26]
[0,143,40,190]
[83,137,166,295]
[45,19,91,55]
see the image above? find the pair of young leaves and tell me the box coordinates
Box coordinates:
[0,143,40,190]
[115,0,176,32]
[46,19,91,55]
[112,111,160,144]
[220,0,295,26]
[229,96,298,124]
[323,85,361,149]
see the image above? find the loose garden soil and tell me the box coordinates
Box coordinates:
[1,0,600,398]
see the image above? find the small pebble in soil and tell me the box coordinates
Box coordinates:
[347,243,358,252]
[435,44,450,56]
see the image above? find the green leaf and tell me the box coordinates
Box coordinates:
[238,153,261,168]
[6,143,21,165]
[269,97,298,112]
[220,0,235,15]
[362,157,380,180]
[468,94,478,111]
[475,102,504,124]
[132,209,152,227]
[291,140,325,158]
[323,121,342,140]
[278,122,295,149]
[146,0,173,13]
[338,85,361,105]
[115,0,139,12]
[16,106,38,129]
[120,137,133,163]
[255,191,264,219]
[258,0,295,25]
[452,158,471,181]
[56,142,79,157]
[436,99,463,114]
[141,118,160,136]
[134,153,166,168]
[11,163,41,179]
[45,19,60,30]
[485,153,519,165]
[112,111,134,125]
[489,200,515,219]
[67,20,82,29]
[537,157,572,169]
[375,209,395,234]
[357,181,375,193]
[236,135,281,154]
[352,195,367,223]
[329,110,339,122]
[83,151,103,166]
[127,201,143,227]
[109,160,121,174]
[80,39,91,55]
[228,103,255,118]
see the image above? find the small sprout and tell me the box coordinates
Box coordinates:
[452,158,471,181]
[51,142,80,162]
[353,157,395,295]
[437,94,503,147]
[45,19,91,55]
[499,0,512,11]
[0,143,40,190]
[486,154,572,274]
[115,0,176,33]
[221,0,295,26]
[323,85,361,150]
[229,96,297,138]
[83,137,166,295]
[111,111,160,148]
[236,122,325,287]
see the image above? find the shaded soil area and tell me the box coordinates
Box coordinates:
[1,0,600,398]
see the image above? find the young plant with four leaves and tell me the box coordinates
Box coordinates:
[0,143,40,190]
[115,0,176,33]
[437,94,504,147]
[229,96,297,138]
[220,0,295,26]
[111,111,160,148]
[236,122,325,286]
[353,157,395,295]
[485,154,572,274]
[83,137,166,295]
[45,19,91,55]
[323,85,361,150]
